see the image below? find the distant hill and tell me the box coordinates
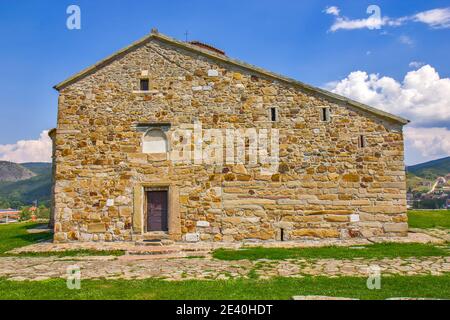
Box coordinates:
[0,162,52,209]
[0,161,36,182]
[21,162,52,176]
[407,157,450,180]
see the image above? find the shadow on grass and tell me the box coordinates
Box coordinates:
[0,222,126,257]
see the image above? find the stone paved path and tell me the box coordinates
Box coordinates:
[410,228,450,243]
[9,231,444,255]
[0,255,448,282]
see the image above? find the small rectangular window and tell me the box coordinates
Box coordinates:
[358,135,366,148]
[270,107,277,122]
[321,107,330,122]
[140,79,149,91]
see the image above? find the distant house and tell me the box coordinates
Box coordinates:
[406,193,414,209]
[419,181,432,188]
[0,209,20,223]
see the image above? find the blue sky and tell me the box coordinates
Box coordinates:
[0,0,449,165]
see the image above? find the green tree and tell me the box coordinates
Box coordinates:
[19,206,31,221]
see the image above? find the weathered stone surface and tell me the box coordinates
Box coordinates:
[51,34,408,243]
[1,253,447,282]
[196,221,210,228]
[291,229,340,239]
[87,223,107,233]
[384,223,409,233]
[185,233,200,242]
[342,173,360,182]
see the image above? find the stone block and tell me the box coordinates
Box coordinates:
[119,207,132,217]
[274,221,295,230]
[208,69,219,77]
[292,228,340,239]
[87,223,107,233]
[54,232,67,242]
[185,233,200,242]
[325,215,349,222]
[342,174,360,182]
[222,228,239,235]
[383,223,408,233]
[196,221,210,228]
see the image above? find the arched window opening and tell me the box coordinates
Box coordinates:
[143,129,168,154]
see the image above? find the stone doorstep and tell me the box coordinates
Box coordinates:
[124,247,210,257]
[141,232,171,241]
[135,239,175,247]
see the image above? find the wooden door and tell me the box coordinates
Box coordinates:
[146,191,168,232]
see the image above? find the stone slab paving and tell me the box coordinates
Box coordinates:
[3,231,447,282]
[9,231,443,255]
[0,255,448,282]
[409,228,450,243]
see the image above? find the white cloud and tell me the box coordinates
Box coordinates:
[325,6,340,16]
[326,7,450,32]
[330,16,387,32]
[327,65,450,162]
[398,35,414,46]
[405,127,450,158]
[328,65,450,128]
[0,131,52,163]
[414,8,450,29]
[409,61,425,69]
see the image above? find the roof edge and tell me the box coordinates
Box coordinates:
[54,30,410,125]
[53,32,155,90]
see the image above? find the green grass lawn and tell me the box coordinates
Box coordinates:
[0,222,53,255]
[408,210,450,229]
[0,275,448,300]
[1,222,449,300]
[0,222,124,257]
[213,243,449,261]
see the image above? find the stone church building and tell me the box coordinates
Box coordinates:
[50,29,409,243]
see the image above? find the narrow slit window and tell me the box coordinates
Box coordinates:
[270,107,278,122]
[140,79,149,91]
[321,107,330,122]
[358,135,366,148]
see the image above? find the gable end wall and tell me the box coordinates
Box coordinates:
[53,39,407,242]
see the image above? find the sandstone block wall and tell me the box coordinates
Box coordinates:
[52,38,407,243]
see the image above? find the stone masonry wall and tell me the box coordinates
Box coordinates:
[53,38,407,242]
